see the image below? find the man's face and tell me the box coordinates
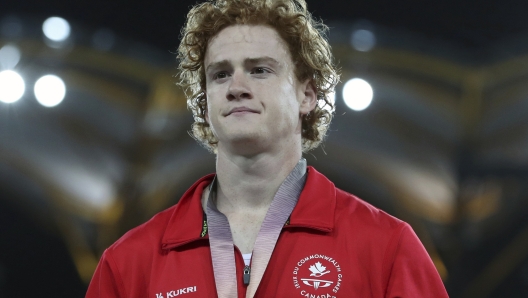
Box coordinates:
[204,25,315,154]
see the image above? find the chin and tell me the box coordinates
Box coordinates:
[219,132,271,153]
[223,127,263,141]
[229,133,263,145]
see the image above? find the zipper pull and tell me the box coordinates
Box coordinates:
[243,265,251,285]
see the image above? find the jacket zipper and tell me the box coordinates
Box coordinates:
[243,265,251,285]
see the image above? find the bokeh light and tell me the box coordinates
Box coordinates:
[351,29,376,52]
[0,70,25,103]
[342,78,373,111]
[34,75,66,107]
[0,44,21,69]
[42,17,70,42]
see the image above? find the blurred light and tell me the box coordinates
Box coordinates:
[0,70,25,103]
[48,162,117,211]
[92,29,115,51]
[1,16,23,38]
[42,17,70,42]
[342,78,373,111]
[34,75,66,107]
[0,44,21,69]
[351,29,376,52]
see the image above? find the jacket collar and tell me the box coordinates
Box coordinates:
[161,175,213,250]
[161,166,336,250]
[285,166,335,232]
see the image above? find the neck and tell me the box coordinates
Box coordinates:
[213,144,302,214]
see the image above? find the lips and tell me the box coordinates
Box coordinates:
[226,107,259,116]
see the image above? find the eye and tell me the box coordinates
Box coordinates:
[213,71,229,80]
[252,67,273,75]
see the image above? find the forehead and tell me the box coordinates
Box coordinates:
[205,25,292,66]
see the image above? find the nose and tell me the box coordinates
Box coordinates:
[226,70,252,101]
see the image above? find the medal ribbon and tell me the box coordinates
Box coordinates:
[206,159,307,298]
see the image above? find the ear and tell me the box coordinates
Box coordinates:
[299,79,317,115]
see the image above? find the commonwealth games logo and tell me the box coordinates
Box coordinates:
[292,254,343,297]
[300,262,333,290]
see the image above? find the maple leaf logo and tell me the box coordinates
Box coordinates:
[309,262,330,277]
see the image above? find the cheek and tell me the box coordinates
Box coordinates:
[280,87,301,115]
[272,95,300,127]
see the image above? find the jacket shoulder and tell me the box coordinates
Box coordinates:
[87,205,178,298]
[106,205,175,258]
[334,187,404,233]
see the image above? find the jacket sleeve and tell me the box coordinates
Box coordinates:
[86,249,127,298]
[384,223,449,298]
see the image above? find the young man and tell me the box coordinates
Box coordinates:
[87,1,449,297]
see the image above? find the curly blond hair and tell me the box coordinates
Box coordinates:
[177,0,339,152]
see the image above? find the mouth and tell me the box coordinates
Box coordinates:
[226,107,260,116]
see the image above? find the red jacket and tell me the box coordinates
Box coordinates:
[87,167,448,298]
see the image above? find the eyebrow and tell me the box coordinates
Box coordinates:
[246,56,280,67]
[206,60,230,72]
[205,56,281,72]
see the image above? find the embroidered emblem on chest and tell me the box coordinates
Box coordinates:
[292,254,343,298]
